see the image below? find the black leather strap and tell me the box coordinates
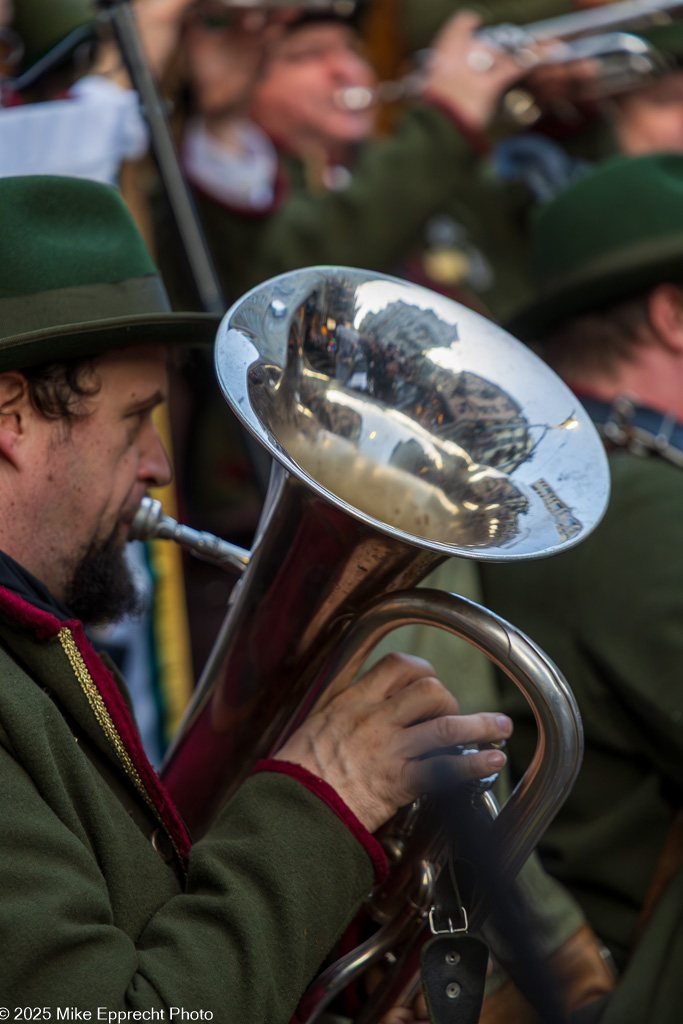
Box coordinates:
[421,933,489,1024]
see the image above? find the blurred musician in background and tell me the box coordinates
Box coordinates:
[243,5,540,318]
[489,20,683,211]
[0,172,514,1012]
[477,153,683,1024]
[608,22,683,155]
[158,2,534,311]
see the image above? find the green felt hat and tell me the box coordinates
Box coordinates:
[0,175,218,372]
[507,153,683,341]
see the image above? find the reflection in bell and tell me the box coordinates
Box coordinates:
[276,411,528,549]
[226,266,608,559]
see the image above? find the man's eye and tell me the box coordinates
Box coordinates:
[127,409,150,428]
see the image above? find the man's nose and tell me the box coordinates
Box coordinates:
[140,420,173,489]
[332,48,370,83]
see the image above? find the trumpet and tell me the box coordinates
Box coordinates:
[133,266,610,1022]
[334,0,683,114]
[482,0,683,48]
[481,0,683,104]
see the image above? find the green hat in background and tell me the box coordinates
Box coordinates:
[0,175,218,371]
[507,153,683,340]
[283,0,364,33]
[11,0,98,90]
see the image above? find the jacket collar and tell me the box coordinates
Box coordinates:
[0,548,72,622]
[0,577,193,866]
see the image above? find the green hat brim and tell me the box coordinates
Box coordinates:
[0,311,219,373]
[0,174,220,370]
[507,234,683,340]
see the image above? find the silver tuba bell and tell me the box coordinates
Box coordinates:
[132,267,610,1022]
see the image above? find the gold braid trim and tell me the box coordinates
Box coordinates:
[58,626,186,869]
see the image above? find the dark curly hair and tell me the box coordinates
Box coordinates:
[21,357,102,423]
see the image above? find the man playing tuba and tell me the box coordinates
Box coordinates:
[0,173,513,1016]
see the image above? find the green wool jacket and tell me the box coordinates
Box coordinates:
[478,450,683,980]
[0,586,381,1017]
[156,103,530,317]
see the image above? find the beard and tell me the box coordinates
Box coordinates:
[64,527,144,626]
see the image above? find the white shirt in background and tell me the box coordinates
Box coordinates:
[0,75,148,185]
[182,116,277,211]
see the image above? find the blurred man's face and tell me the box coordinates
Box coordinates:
[614,70,683,155]
[249,22,377,156]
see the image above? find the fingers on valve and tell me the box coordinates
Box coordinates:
[400,711,512,761]
[405,745,507,797]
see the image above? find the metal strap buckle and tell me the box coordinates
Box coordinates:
[429,905,469,936]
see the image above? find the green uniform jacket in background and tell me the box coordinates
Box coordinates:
[157,103,530,320]
[479,451,683,994]
[0,586,378,1017]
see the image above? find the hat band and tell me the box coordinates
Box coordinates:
[0,274,171,341]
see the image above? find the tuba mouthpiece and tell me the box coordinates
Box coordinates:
[129,496,250,573]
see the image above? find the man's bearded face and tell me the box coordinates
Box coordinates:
[10,346,172,615]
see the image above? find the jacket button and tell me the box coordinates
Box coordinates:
[151,828,175,863]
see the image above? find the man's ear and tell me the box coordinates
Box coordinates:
[0,372,30,467]
[648,284,683,354]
